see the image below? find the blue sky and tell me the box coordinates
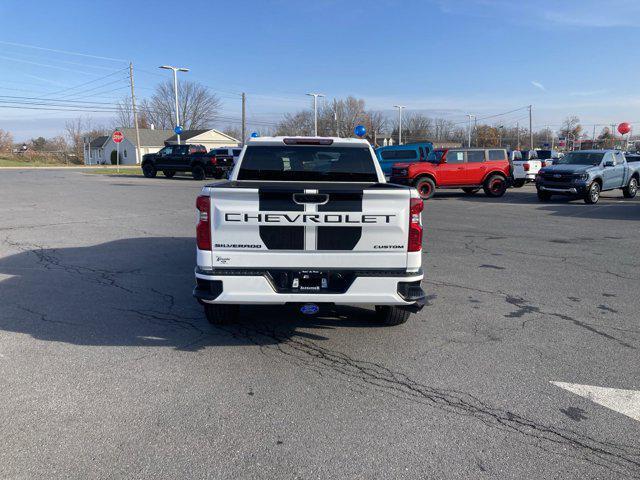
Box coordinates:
[1,0,639,140]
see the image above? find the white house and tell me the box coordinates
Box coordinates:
[84,136,109,164]
[84,128,240,165]
[85,128,173,165]
[165,129,239,150]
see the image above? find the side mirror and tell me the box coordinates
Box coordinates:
[604,160,614,167]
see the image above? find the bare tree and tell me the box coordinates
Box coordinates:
[559,115,582,140]
[475,125,500,147]
[276,96,386,142]
[0,129,13,154]
[141,80,221,129]
[115,97,133,128]
[275,111,314,136]
[115,96,151,129]
[65,117,108,163]
[391,113,433,144]
[222,126,242,142]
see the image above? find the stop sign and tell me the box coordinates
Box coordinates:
[112,131,124,143]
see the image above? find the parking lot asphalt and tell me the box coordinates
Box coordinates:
[1,170,639,479]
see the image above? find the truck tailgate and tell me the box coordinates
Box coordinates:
[207,183,412,269]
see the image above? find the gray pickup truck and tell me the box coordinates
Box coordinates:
[535,150,640,204]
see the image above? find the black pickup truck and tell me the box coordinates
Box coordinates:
[141,144,235,180]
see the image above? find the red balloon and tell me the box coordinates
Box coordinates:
[618,122,631,135]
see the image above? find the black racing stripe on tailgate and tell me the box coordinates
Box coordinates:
[259,226,305,250]
[259,188,304,211]
[317,226,362,250]
[317,189,362,250]
[259,188,304,250]
[317,190,363,212]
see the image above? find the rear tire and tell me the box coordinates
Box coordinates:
[204,304,238,325]
[483,174,507,197]
[584,181,601,204]
[537,190,552,202]
[415,176,436,199]
[462,187,480,195]
[192,164,206,181]
[512,179,526,188]
[142,163,157,178]
[375,306,410,326]
[163,170,175,178]
[622,177,638,198]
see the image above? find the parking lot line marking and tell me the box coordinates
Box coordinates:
[551,381,640,422]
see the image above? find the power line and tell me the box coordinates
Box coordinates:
[0,40,127,62]
[42,68,128,97]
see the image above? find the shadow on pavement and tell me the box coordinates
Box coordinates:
[0,237,381,351]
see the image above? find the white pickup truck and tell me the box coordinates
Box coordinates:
[193,136,425,326]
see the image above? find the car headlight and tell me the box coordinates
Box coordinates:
[395,169,408,176]
[575,173,589,181]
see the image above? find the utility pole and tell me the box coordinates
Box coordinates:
[306,93,324,136]
[592,124,597,148]
[546,125,550,146]
[466,114,476,147]
[528,105,533,149]
[129,62,142,164]
[241,92,246,146]
[611,123,616,149]
[159,65,189,144]
[394,105,406,144]
[516,121,520,150]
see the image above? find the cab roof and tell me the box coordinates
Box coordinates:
[247,136,371,147]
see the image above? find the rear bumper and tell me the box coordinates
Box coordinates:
[194,268,425,310]
[389,177,412,186]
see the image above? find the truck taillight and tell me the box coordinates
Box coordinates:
[523,163,530,171]
[196,195,211,251]
[210,156,217,165]
[408,197,423,252]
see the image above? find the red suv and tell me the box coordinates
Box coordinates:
[389,148,511,199]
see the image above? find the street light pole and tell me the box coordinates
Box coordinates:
[466,114,476,147]
[306,93,325,136]
[394,105,406,145]
[159,65,189,144]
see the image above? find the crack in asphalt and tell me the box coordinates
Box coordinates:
[208,320,640,477]
[423,279,638,349]
[3,237,137,294]
[14,305,79,326]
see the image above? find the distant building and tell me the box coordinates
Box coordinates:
[165,129,239,150]
[85,136,109,164]
[83,128,239,165]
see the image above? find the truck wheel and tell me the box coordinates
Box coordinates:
[584,181,601,204]
[192,165,206,181]
[204,304,238,325]
[512,179,526,188]
[142,163,157,178]
[537,190,552,202]
[483,174,507,197]
[375,306,410,326]
[462,187,480,195]
[622,177,638,198]
[163,170,176,178]
[415,177,435,199]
